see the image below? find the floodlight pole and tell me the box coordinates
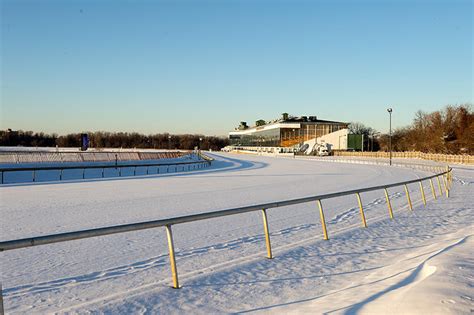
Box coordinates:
[387,108,393,166]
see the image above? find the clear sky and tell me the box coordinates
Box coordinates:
[1,0,472,136]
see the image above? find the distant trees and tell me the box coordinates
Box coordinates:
[348,122,376,136]
[0,130,57,147]
[255,119,266,127]
[378,104,473,154]
[0,130,229,151]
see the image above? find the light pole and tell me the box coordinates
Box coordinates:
[199,137,203,150]
[168,135,171,150]
[387,108,393,166]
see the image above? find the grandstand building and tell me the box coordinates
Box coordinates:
[228,114,348,148]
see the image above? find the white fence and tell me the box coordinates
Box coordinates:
[0,151,189,164]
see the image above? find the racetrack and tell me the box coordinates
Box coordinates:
[1,153,472,314]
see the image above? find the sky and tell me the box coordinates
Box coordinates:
[1,0,472,136]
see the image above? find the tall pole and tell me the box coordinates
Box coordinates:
[387,108,393,166]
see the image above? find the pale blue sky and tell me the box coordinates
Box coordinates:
[1,0,472,136]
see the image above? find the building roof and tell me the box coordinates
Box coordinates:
[229,118,348,135]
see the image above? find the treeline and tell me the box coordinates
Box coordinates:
[378,104,473,154]
[0,131,229,151]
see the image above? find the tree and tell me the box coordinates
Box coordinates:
[380,104,473,154]
[1,130,230,150]
[348,122,375,135]
[255,119,266,127]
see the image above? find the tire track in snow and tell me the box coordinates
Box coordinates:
[327,192,403,225]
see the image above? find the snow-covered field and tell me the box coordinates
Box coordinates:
[0,152,472,314]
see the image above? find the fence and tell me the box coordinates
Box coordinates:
[333,151,474,164]
[0,157,212,184]
[0,151,189,164]
[0,163,453,312]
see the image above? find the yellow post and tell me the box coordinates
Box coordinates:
[165,225,179,289]
[261,209,273,259]
[429,178,437,200]
[436,176,443,197]
[442,174,449,198]
[447,168,452,187]
[446,166,450,189]
[317,200,329,240]
[356,193,367,227]
[419,181,427,206]
[384,188,394,219]
[404,184,413,211]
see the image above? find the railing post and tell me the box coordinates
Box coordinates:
[165,225,179,289]
[134,166,136,176]
[102,168,105,178]
[419,181,427,206]
[82,168,85,180]
[0,283,3,315]
[317,200,329,240]
[443,174,449,198]
[32,170,36,182]
[59,169,63,181]
[261,209,273,259]
[436,176,443,197]
[429,178,437,200]
[1,171,3,185]
[119,167,122,177]
[146,166,149,175]
[445,166,450,188]
[384,188,394,219]
[355,193,367,227]
[404,184,413,211]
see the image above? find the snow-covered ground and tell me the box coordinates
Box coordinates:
[0,152,472,314]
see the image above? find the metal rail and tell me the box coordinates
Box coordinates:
[0,167,451,251]
[0,164,452,314]
[0,158,212,184]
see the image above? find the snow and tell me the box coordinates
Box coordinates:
[0,152,472,314]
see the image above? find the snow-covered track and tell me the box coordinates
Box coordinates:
[0,162,453,307]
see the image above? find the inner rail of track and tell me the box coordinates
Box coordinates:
[0,156,212,184]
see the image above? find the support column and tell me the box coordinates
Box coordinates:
[261,209,273,259]
[384,188,394,219]
[165,225,179,289]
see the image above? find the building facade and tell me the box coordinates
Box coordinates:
[229,115,348,148]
